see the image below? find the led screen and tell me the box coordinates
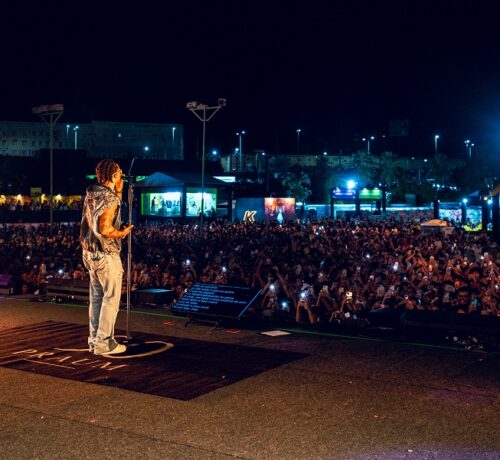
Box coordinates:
[235,198,265,223]
[141,191,182,216]
[264,197,295,224]
[186,188,217,217]
[440,207,481,227]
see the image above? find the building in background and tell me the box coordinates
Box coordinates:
[0,120,183,160]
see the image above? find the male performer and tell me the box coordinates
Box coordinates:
[80,159,133,355]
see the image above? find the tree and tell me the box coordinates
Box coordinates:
[280,170,312,202]
[426,153,464,186]
[307,154,334,202]
[350,150,378,186]
[376,151,408,188]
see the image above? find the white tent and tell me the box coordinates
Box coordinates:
[421,219,453,234]
[421,219,450,227]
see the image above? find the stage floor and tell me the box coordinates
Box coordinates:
[0,296,498,460]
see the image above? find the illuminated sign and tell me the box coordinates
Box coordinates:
[213,176,236,183]
[235,198,264,222]
[359,188,382,200]
[243,210,257,222]
[332,188,383,200]
[332,188,356,199]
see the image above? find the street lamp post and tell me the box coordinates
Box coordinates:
[187,99,226,227]
[362,136,375,154]
[256,151,265,183]
[464,140,474,158]
[296,129,301,155]
[73,125,79,150]
[66,124,70,148]
[32,104,64,233]
[434,134,440,155]
[236,130,245,171]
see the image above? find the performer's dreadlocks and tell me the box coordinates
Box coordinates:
[96,159,119,184]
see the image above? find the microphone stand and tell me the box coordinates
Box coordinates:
[125,157,136,341]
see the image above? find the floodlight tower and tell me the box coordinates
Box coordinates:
[236,130,246,171]
[187,98,226,227]
[32,104,64,233]
[464,140,474,159]
[362,136,375,154]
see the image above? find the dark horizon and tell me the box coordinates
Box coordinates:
[2,1,500,160]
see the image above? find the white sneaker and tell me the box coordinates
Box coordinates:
[96,344,127,355]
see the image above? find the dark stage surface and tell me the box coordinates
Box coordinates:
[0,297,498,459]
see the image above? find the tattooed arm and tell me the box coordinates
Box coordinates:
[98,204,133,239]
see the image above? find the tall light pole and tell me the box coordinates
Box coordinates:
[362,136,375,154]
[32,104,64,233]
[296,128,301,154]
[66,124,70,148]
[73,125,79,150]
[256,151,265,183]
[464,139,474,158]
[434,134,440,155]
[187,98,226,227]
[236,130,245,171]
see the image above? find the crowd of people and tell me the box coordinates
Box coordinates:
[0,216,499,328]
[0,199,82,212]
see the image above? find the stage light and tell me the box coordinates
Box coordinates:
[346,179,356,189]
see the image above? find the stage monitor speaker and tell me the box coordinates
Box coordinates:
[0,274,13,295]
[46,278,89,302]
[134,289,175,307]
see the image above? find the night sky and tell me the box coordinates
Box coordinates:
[2,1,500,159]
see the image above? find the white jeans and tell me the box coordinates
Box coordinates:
[83,251,123,353]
